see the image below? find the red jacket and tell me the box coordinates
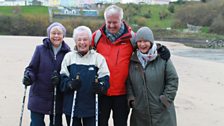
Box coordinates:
[92,22,134,96]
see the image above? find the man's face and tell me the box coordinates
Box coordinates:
[105,13,122,34]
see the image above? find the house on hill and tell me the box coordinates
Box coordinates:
[0,0,201,6]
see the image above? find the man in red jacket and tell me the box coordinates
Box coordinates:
[92,5,170,126]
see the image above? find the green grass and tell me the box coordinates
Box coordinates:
[0,6,48,16]
[0,5,223,41]
[146,5,174,28]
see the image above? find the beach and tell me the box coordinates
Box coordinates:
[0,35,224,126]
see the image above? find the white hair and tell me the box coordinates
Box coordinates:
[104,5,123,21]
[73,26,92,42]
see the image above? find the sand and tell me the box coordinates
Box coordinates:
[0,35,224,126]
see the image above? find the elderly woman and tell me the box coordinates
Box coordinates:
[22,22,70,126]
[127,27,179,126]
[60,26,110,126]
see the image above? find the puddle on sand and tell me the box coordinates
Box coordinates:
[172,48,224,63]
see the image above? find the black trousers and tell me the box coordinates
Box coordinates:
[65,115,95,126]
[99,95,130,126]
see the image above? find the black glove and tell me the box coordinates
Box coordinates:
[92,81,106,94]
[22,72,32,86]
[128,100,135,108]
[51,71,60,87]
[157,43,170,61]
[68,79,81,91]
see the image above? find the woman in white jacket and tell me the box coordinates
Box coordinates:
[60,26,110,126]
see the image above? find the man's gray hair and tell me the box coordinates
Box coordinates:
[73,26,92,42]
[104,5,123,21]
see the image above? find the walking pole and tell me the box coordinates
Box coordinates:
[19,86,27,126]
[70,74,80,126]
[53,86,57,126]
[52,70,59,126]
[95,76,99,126]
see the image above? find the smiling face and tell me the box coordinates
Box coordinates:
[137,40,152,54]
[75,31,91,54]
[105,13,122,34]
[49,26,64,47]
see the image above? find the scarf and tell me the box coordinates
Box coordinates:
[137,43,158,69]
[52,43,62,56]
[105,23,125,42]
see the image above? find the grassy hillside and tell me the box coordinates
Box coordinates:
[0,5,223,43]
[146,5,174,28]
[0,5,174,28]
[0,6,48,16]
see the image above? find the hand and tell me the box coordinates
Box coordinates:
[128,100,135,108]
[157,43,170,61]
[51,75,60,87]
[68,79,81,91]
[160,95,171,108]
[22,73,31,86]
[92,81,106,94]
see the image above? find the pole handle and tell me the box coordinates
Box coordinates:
[76,73,80,80]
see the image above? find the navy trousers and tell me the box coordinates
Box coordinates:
[65,115,95,126]
[30,111,63,126]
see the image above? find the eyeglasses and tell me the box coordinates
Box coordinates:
[50,32,63,36]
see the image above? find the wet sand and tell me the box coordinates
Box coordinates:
[0,36,224,126]
[172,47,224,63]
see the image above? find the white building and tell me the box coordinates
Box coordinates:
[151,0,170,5]
[0,0,26,6]
[0,0,48,6]
[122,0,170,4]
[2,0,201,6]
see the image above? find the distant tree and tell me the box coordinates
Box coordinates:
[168,4,175,13]
[140,5,151,19]
[143,10,151,18]
[159,11,168,20]
[134,17,147,26]
[209,13,224,34]
[174,0,224,34]
[122,3,138,23]
[201,0,207,3]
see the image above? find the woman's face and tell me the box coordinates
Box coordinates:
[137,40,151,54]
[75,31,91,54]
[50,26,64,47]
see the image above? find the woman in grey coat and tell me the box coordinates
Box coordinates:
[127,27,179,126]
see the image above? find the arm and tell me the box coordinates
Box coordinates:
[156,43,171,61]
[126,75,135,108]
[24,46,41,83]
[94,53,110,94]
[161,59,179,106]
[59,53,71,92]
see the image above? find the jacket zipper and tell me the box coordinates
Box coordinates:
[116,49,120,65]
[54,54,56,60]
[137,63,153,125]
